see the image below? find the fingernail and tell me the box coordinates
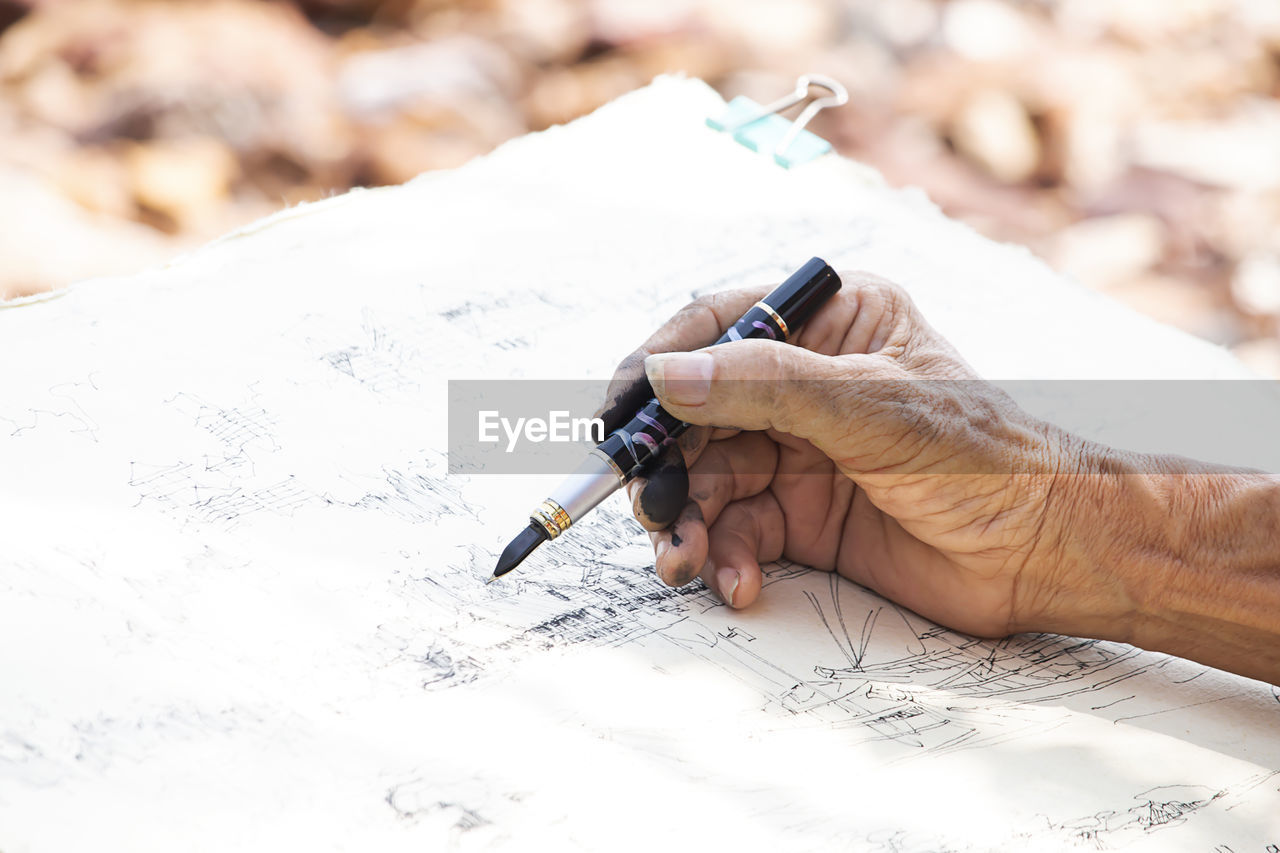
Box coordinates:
[645,352,713,406]
[716,567,740,607]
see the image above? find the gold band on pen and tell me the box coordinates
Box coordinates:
[753,301,789,340]
[531,499,572,539]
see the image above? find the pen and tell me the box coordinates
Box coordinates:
[490,257,842,582]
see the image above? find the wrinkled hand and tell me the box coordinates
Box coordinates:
[601,272,1103,639]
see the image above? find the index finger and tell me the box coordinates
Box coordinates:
[597,286,771,433]
[639,285,774,357]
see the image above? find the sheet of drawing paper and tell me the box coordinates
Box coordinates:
[1,77,1278,852]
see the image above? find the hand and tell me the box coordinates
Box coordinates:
[604,272,1115,640]
[604,270,1280,683]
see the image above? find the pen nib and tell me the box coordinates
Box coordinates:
[491,523,549,581]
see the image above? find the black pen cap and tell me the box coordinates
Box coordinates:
[768,257,842,334]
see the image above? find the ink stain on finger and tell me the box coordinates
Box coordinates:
[634,449,688,529]
[630,481,666,532]
[597,367,655,432]
[665,502,702,560]
[664,559,701,587]
[635,480,685,529]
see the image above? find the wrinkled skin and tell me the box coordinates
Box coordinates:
[600,271,1280,685]
[602,272,1090,639]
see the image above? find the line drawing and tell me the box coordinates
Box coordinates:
[319,308,429,395]
[4,374,102,441]
[4,112,1279,852]
[80,284,1279,850]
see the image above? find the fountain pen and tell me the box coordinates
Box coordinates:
[489,257,842,581]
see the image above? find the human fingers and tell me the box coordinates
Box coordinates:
[793,271,975,379]
[650,501,708,586]
[605,286,784,532]
[699,491,786,609]
[685,430,777,530]
[597,286,771,432]
[625,442,688,531]
[626,417,749,533]
[644,429,778,584]
[646,339,1047,484]
[642,338,888,457]
[622,271,914,544]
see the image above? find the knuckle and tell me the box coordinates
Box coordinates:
[674,298,721,334]
[682,287,765,336]
[843,270,911,306]
[838,272,944,360]
[770,345,825,432]
[697,287,753,314]
[613,348,647,379]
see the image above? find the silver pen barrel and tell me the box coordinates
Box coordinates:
[530,453,624,539]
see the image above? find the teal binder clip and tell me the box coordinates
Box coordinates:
[707,74,848,169]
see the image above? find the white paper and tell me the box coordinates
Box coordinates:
[1,77,1277,852]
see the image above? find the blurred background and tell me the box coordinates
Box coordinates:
[1,0,1279,376]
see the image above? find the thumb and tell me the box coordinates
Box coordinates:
[644,340,883,448]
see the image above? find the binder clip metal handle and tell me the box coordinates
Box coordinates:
[707,74,849,169]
